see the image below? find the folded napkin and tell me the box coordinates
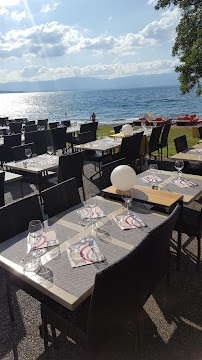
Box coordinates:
[114,214,146,230]
[77,206,104,219]
[171,178,198,188]
[67,240,104,268]
[27,230,59,253]
[190,148,202,153]
[141,175,162,184]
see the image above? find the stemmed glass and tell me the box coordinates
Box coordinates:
[47,146,54,155]
[77,210,93,243]
[174,160,184,179]
[121,190,133,214]
[25,148,32,160]
[28,220,45,257]
[149,163,158,186]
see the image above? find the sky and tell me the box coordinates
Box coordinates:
[0,0,181,84]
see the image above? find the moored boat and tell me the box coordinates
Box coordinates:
[175,114,199,126]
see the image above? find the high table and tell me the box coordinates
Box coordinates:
[4,154,58,192]
[171,144,202,163]
[0,196,169,311]
[75,137,122,153]
[102,184,183,269]
[136,169,202,205]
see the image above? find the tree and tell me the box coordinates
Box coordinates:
[155,0,202,96]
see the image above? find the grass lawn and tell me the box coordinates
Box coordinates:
[97,125,199,157]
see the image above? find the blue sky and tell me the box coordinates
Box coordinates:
[0,0,181,84]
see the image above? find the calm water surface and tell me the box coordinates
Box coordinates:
[0,87,201,124]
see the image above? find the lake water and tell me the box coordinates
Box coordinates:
[0,86,201,125]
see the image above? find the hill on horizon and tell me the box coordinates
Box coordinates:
[0,73,179,93]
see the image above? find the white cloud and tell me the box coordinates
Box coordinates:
[11,10,26,22]
[17,59,180,82]
[0,0,21,6]
[0,10,180,59]
[147,0,156,5]
[0,8,9,16]
[40,2,60,13]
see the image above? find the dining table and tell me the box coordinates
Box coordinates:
[74,137,122,153]
[135,169,202,205]
[0,195,170,311]
[4,154,58,192]
[171,143,202,163]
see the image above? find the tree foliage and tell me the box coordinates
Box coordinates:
[155,0,202,96]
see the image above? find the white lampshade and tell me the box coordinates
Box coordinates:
[110,165,136,191]
[122,124,133,136]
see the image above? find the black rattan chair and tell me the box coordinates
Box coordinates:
[25,130,49,155]
[71,122,98,146]
[26,120,35,125]
[40,204,180,358]
[2,133,22,162]
[49,122,59,129]
[58,151,85,201]
[101,157,126,188]
[174,135,188,153]
[0,193,43,321]
[0,117,8,126]
[37,119,48,129]
[119,132,143,169]
[41,178,81,218]
[11,143,37,161]
[0,171,5,207]
[24,124,38,133]
[159,123,171,161]
[174,206,201,272]
[62,120,71,127]
[148,126,163,159]
[113,125,122,134]
[49,127,67,153]
[9,122,22,134]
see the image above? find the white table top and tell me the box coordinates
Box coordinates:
[5,154,59,174]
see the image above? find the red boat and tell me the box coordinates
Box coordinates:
[133,116,172,127]
[175,114,199,126]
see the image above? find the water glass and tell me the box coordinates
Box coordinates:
[174,160,184,178]
[25,148,32,159]
[47,146,54,155]
[149,163,158,186]
[77,210,93,243]
[28,220,45,256]
[121,190,133,214]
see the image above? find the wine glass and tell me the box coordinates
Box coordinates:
[28,220,45,257]
[77,210,93,243]
[174,160,184,179]
[25,148,32,159]
[121,190,133,214]
[149,163,158,186]
[47,146,53,155]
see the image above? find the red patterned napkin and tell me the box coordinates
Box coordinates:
[114,214,146,230]
[67,240,104,268]
[141,175,162,184]
[77,206,104,219]
[171,178,198,188]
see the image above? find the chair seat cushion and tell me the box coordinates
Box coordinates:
[175,207,202,236]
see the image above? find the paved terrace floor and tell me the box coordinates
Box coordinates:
[0,158,201,360]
